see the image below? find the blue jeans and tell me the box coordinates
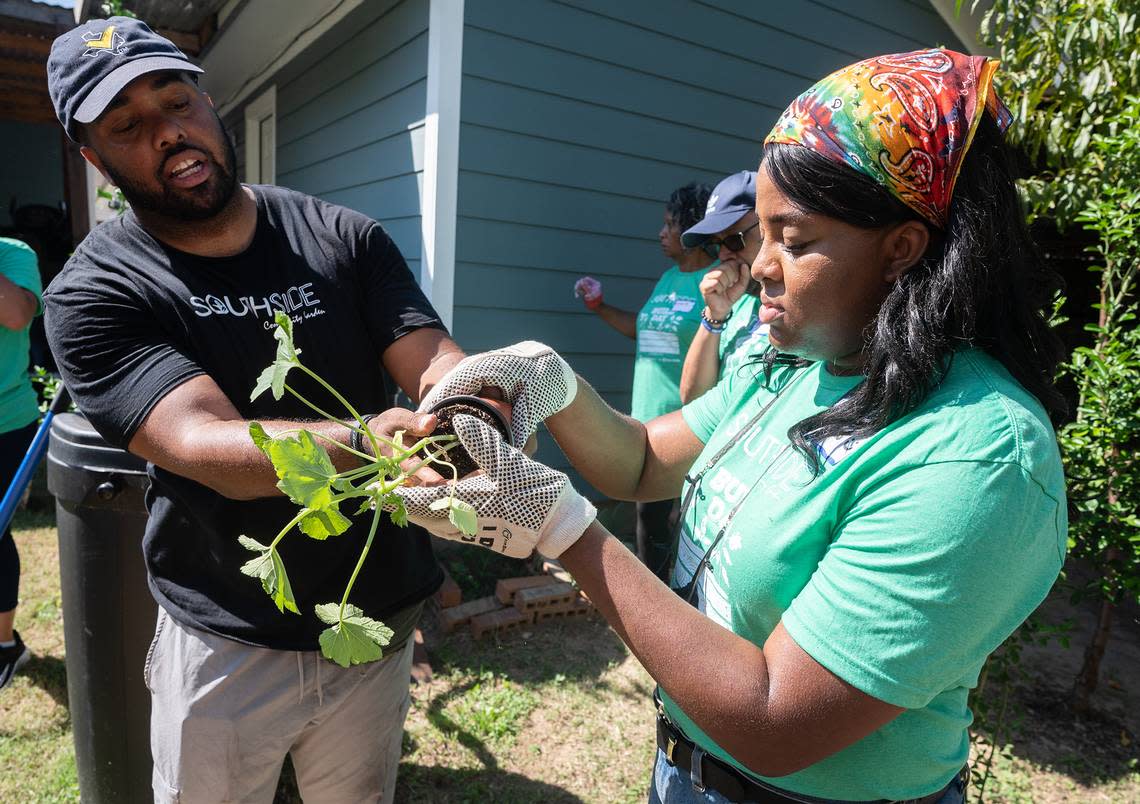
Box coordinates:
[647,748,967,804]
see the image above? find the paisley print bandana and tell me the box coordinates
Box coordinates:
[764,48,1013,228]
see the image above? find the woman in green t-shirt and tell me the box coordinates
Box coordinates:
[405,49,1067,803]
[0,237,43,690]
[573,182,713,580]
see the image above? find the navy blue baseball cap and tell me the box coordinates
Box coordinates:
[681,171,757,247]
[48,16,204,142]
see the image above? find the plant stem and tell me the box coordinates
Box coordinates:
[273,425,374,463]
[284,383,351,431]
[339,505,383,620]
[297,365,381,457]
[269,508,311,551]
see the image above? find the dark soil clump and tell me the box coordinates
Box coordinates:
[422,395,511,477]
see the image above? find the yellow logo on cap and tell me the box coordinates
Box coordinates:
[82,25,126,55]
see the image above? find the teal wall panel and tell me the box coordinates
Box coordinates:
[226,0,429,279]
[452,0,966,486]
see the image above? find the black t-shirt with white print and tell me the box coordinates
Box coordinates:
[44,184,446,650]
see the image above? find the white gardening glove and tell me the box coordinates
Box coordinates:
[394,414,596,559]
[418,341,577,449]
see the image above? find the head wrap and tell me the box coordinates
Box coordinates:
[763,48,1012,228]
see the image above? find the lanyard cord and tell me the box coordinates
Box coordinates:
[663,366,811,594]
[679,443,792,605]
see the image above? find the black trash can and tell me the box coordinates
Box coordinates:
[47,412,155,804]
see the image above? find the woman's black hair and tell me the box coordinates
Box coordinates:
[666,182,713,234]
[759,113,1067,474]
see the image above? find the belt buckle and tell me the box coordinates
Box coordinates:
[665,736,677,766]
[690,746,706,794]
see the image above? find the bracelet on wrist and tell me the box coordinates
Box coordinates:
[349,413,378,455]
[700,307,731,332]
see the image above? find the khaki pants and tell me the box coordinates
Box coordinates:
[145,607,414,803]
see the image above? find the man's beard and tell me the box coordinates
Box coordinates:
[100,117,239,222]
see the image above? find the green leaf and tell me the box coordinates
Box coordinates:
[249,421,272,454]
[448,499,478,536]
[388,496,408,528]
[238,538,299,614]
[315,603,394,667]
[298,504,352,540]
[268,550,299,614]
[429,497,452,512]
[238,534,268,553]
[266,430,338,508]
[272,310,299,360]
[250,311,302,401]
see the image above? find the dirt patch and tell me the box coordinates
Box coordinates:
[968,578,1140,802]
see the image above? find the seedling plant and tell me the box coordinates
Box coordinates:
[241,311,477,666]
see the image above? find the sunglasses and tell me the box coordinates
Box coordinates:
[700,220,760,259]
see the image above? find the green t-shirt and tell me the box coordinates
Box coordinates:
[630,265,707,422]
[0,238,42,435]
[667,350,1066,801]
[717,293,765,379]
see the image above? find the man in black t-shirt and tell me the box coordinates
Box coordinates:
[46,18,464,802]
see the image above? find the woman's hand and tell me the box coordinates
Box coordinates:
[573,276,604,309]
[394,414,597,558]
[417,341,578,449]
[699,262,750,321]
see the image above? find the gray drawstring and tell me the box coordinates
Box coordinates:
[315,653,324,707]
[296,652,305,705]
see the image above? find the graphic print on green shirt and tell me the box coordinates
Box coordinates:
[0,238,43,435]
[630,265,708,422]
[665,350,1067,801]
[717,293,766,380]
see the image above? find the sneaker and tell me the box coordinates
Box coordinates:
[0,631,30,691]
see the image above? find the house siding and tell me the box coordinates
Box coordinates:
[224,0,430,281]
[452,0,963,474]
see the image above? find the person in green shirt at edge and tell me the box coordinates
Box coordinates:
[0,237,44,691]
[572,181,714,581]
[398,48,1068,804]
[676,170,771,406]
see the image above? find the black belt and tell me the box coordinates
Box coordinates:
[655,711,966,804]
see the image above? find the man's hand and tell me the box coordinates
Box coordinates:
[573,276,604,310]
[362,408,445,485]
[393,415,596,558]
[416,341,577,449]
[699,261,751,321]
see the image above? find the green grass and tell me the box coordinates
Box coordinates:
[438,670,538,745]
[4,510,1138,803]
[0,509,78,804]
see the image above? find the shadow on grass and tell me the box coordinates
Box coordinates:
[975,680,1139,788]
[426,616,631,687]
[20,653,70,710]
[274,752,584,804]
[11,507,56,532]
[395,762,585,803]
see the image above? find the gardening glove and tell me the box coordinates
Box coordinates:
[418,341,578,450]
[573,276,604,309]
[394,414,596,559]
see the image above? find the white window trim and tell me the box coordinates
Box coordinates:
[244,85,277,184]
[419,0,464,333]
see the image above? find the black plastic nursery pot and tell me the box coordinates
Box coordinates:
[424,394,512,476]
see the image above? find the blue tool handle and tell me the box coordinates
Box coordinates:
[0,386,70,538]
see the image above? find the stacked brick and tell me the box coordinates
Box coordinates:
[432,562,594,639]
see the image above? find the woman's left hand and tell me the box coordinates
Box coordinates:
[394,413,596,558]
[417,341,578,449]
